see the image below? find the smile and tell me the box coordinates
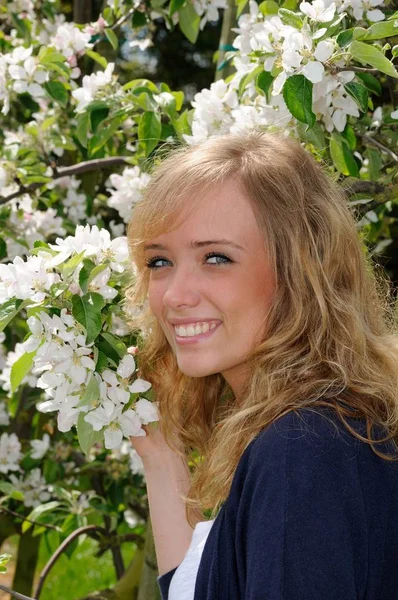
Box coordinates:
[173,320,221,344]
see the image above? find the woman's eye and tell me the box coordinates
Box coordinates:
[205,253,232,265]
[145,257,171,269]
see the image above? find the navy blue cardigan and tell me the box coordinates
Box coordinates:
[157,408,398,599]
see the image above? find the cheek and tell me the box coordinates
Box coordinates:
[147,281,165,319]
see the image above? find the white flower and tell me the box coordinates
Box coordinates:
[193,0,227,29]
[0,255,60,303]
[104,408,145,449]
[299,0,336,21]
[51,23,92,60]
[10,469,51,508]
[88,266,117,299]
[72,63,115,112]
[30,433,51,460]
[350,0,385,22]
[63,188,87,223]
[8,54,48,98]
[134,398,159,424]
[107,166,151,223]
[184,80,239,144]
[0,432,22,473]
[49,225,129,274]
[84,399,116,431]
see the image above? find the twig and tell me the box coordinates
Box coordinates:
[111,7,135,31]
[0,156,130,205]
[0,507,61,532]
[34,524,106,600]
[342,180,385,195]
[361,134,398,162]
[0,585,35,600]
[328,64,379,74]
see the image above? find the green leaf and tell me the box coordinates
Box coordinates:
[61,250,86,278]
[239,65,263,96]
[132,11,148,26]
[297,121,326,149]
[179,2,200,43]
[344,81,369,112]
[363,20,398,41]
[75,112,91,148]
[174,109,192,139]
[90,107,110,133]
[0,299,24,332]
[88,117,122,156]
[99,332,127,359]
[44,81,68,107]
[138,111,162,156]
[23,501,61,533]
[85,50,108,69]
[258,0,278,14]
[366,147,382,180]
[336,28,354,48]
[0,237,7,260]
[170,0,185,15]
[282,74,315,127]
[278,8,303,29]
[172,90,184,111]
[329,133,359,177]
[105,28,118,50]
[236,0,249,17]
[79,259,96,294]
[77,372,100,408]
[72,292,105,345]
[355,72,382,96]
[77,412,104,456]
[342,124,356,150]
[256,70,274,97]
[10,350,37,393]
[349,40,398,79]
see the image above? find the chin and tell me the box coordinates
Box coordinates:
[177,360,220,379]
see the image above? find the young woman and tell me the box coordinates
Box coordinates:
[127,132,398,599]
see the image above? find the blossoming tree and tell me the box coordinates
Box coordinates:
[0,0,397,598]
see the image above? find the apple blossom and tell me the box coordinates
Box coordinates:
[30,433,51,460]
[107,166,151,223]
[0,432,22,474]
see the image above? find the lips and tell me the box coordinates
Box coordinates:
[172,320,222,345]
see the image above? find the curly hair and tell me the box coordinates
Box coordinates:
[126,131,398,526]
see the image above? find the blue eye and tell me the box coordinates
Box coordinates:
[146,256,171,269]
[204,252,232,265]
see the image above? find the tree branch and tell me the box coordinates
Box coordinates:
[342,180,385,195]
[34,524,106,600]
[0,585,35,600]
[111,7,135,31]
[0,507,61,532]
[361,134,398,162]
[0,156,131,205]
[327,64,379,74]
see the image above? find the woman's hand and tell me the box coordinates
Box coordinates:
[130,421,184,467]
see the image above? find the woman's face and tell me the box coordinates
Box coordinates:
[144,178,275,396]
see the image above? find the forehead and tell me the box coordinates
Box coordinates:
[146,178,264,250]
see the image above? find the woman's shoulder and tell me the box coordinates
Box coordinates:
[242,406,398,485]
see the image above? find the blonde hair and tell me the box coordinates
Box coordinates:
[126,131,398,525]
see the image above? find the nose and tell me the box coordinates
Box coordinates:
[162,267,201,309]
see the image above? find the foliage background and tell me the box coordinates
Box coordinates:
[0,0,397,598]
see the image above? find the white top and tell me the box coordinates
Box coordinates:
[168,519,215,600]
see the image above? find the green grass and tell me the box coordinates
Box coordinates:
[36,537,136,600]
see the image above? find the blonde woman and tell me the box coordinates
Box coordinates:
[127,132,398,600]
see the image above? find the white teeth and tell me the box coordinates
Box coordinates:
[174,322,218,337]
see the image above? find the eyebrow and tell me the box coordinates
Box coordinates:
[143,240,245,252]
